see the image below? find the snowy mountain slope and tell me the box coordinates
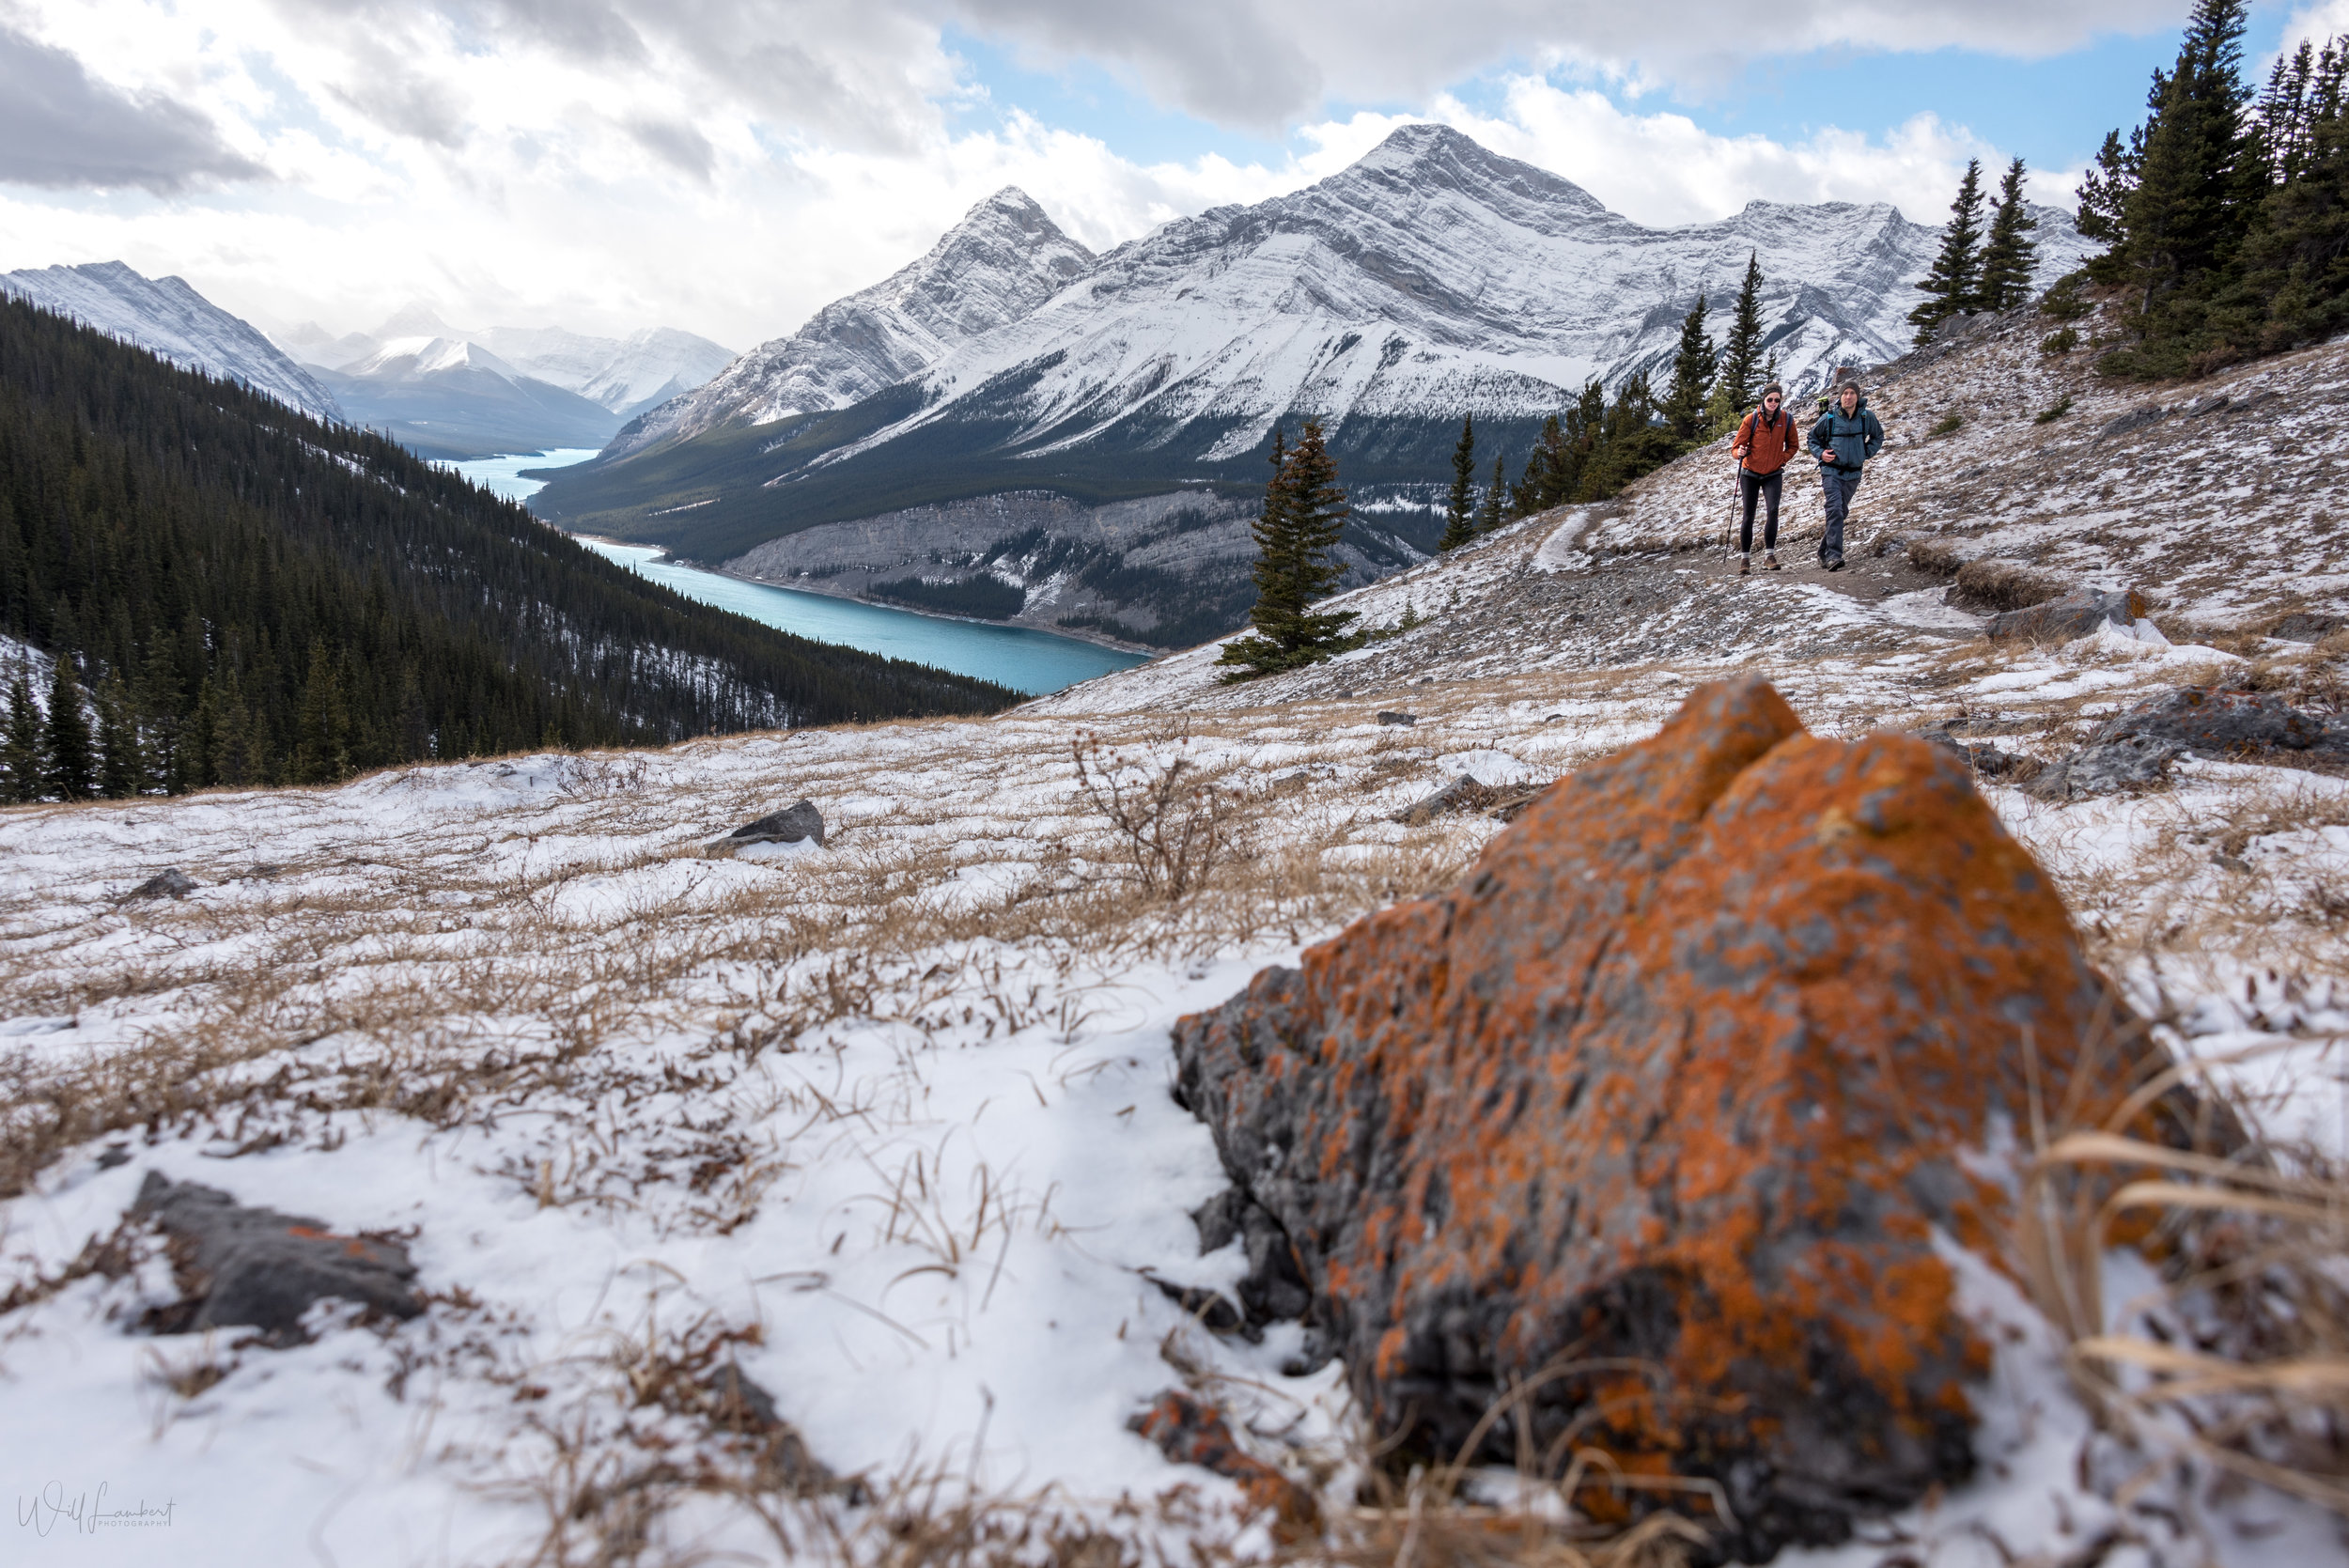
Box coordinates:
[604,187,1097,459]
[317,334,624,460]
[0,260,344,422]
[539,125,2091,569]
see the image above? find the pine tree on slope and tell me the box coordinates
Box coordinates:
[1439,414,1479,551]
[1719,252,1767,413]
[44,660,95,800]
[1218,423,1358,679]
[2,671,42,803]
[1476,455,1506,535]
[96,671,141,799]
[1909,159,1987,343]
[1663,293,1717,443]
[2123,0,2254,309]
[1974,158,2041,310]
[2077,128,2140,281]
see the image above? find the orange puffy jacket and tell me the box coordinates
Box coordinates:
[1735,407,1800,475]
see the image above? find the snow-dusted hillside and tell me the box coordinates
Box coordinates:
[5,304,2345,1568]
[1,261,343,422]
[608,188,1096,459]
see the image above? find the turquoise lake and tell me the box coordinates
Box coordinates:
[444,450,1148,697]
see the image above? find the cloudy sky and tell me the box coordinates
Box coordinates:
[2,0,2341,352]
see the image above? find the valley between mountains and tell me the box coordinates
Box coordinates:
[4,302,2347,1567]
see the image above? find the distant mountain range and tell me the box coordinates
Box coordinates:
[1,261,342,422]
[0,262,736,462]
[280,310,735,422]
[529,123,2093,645]
[277,307,736,460]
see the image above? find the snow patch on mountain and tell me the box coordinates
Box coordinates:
[1,261,343,423]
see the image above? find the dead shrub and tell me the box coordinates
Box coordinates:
[1949,558,2064,613]
[1070,727,1236,902]
[1906,537,1966,578]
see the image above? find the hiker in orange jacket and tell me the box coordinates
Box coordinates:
[1730,382,1798,576]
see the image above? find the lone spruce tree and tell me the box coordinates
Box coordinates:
[2,670,42,802]
[1218,422,1357,679]
[1974,158,2041,310]
[1663,292,1716,443]
[1719,251,1767,412]
[1908,159,1987,343]
[43,659,95,800]
[1476,455,1505,534]
[1439,414,1478,551]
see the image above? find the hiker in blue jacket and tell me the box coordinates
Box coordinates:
[1806,380,1883,571]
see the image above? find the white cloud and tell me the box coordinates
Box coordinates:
[0,0,2101,351]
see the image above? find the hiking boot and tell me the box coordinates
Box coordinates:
[1824,553,1847,572]
[1738,553,1750,577]
[1765,551,1781,571]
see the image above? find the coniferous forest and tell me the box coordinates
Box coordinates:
[0,296,1017,801]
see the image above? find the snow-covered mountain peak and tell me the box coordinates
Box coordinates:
[1331,122,1611,221]
[605,184,1098,456]
[352,334,526,381]
[371,302,465,341]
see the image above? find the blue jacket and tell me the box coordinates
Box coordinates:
[1808,397,1884,474]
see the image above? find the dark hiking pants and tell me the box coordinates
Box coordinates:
[1819,468,1861,562]
[1738,469,1782,552]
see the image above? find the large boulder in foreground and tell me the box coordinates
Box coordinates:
[1170,678,2129,1561]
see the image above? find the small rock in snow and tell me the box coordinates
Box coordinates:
[122,868,198,902]
[708,799,825,854]
[1375,710,1417,726]
[132,1172,423,1341]
[1985,586,2151,644]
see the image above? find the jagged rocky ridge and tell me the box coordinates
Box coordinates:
[535,125,2089,645]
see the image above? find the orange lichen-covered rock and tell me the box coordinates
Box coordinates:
[1169,678,2123,1561]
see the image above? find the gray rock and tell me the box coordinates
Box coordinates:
[711,800,825,852]
[2097,405,2165,442]
[1907,727,2036,781]
[123,868,197,902]
[2272,612,2344,644]
[1985,586,2150,644]
[2027,735,2184,800]
[132,1172,422,1339]
[2090,687,2349,762]
[1376,710,1417,726]
[1392,772,1486,825]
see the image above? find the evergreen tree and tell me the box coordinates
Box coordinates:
[1719,252,1767,412]
[1909,159,1988,342]
[1475,455,1505,535]
[43,660,95,800]
[97,671,141,799]
[1439,414,1479,551]
[2077,128,2142,281]
[2123,0,2254,308]
[291,642,351,784]
[2,671,41,803]
[1663,293,1717,443]
[1975,158,2042,310]
[1218,423,1358,678]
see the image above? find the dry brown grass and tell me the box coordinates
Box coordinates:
[2019,1040,2349,1519]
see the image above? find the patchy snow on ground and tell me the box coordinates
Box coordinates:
[8,312,2349,1567]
